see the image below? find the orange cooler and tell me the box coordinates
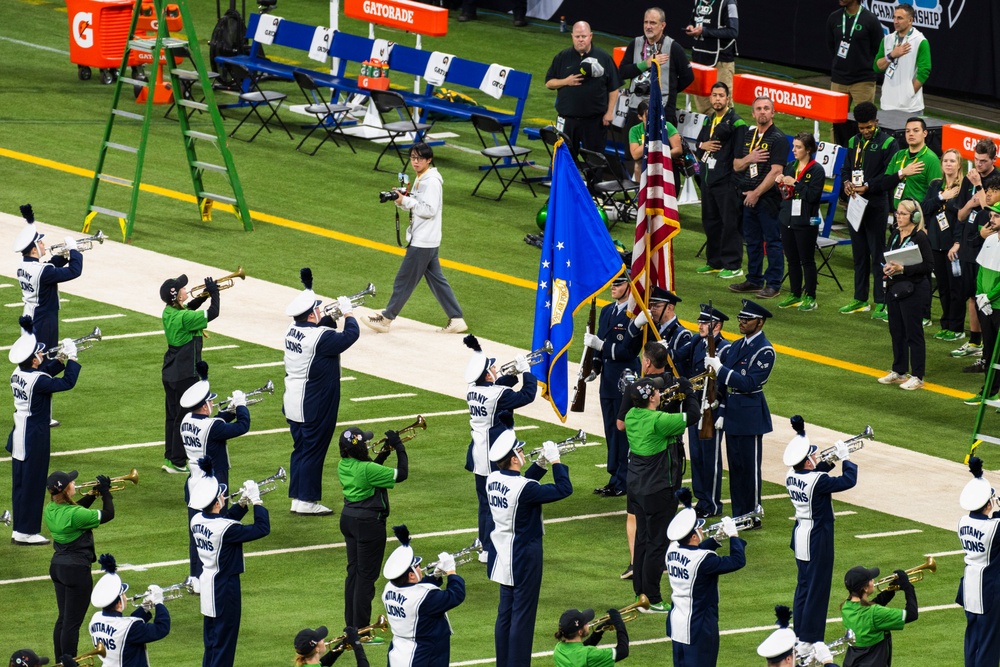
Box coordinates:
[67,0,135,69]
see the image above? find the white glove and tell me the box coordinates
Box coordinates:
[721,516,738,538]
[230,389,247,408]
[715,416,724,430]
[704,355,722,374]
[147,584,164,606]
[542,440,560,464]
[583,332,604,352]
[633,310,649,329]
[515,354,531,374]
[977,294,993,316]
[60,338,78,361]
[811,641,834,664]
[337,296,354,316]
[834,440,851,462]
[63,236,78,252]
[436,551,456,574]
[243,480,262,506]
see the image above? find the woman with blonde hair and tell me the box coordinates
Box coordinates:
[922,148,966,342]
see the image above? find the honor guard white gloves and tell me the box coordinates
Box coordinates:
[583,332,604,352]
[704,355,722,374]
[230,390,247,408]
[515,355,531,374]
[977,294,993,316]
[721,516,738,538]
[147,584,164,606]
[436,551,456,573]
[834,440,851,462]
[60,338,79,361]
[714,416,724,430]
[337,296,354,316]
[63,236,78,252]
[542,440,560,464]
[632,310,649,329]
[243,480,262,506]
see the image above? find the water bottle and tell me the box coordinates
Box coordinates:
[952,259,962,277]
[559,16,568,32]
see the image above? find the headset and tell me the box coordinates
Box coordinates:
[905,197,922,225]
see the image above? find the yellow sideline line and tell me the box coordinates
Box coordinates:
[0,147,976,401]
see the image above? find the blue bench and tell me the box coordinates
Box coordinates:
[216,15,532,143]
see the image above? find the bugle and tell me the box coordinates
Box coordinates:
[190,266,246,298]
[328,615,389,654]
[498,341,553,377]
[77,469,138,497]
[129,580,194,610]
[368,416,427,455]
[796,630,856,666]
[705,505,764,541]
[55,642,106,667]
[816,426,874,465]
[44,327,102,360]
[875,557,936,592]
[49,230,106,258]
[591,595,650,632]
[0,509,10,526]
[217,380,274,413]
[528,430,587,465]
[426,539,483,576]
[323,283,377,319]
[224,467,287,506]
[659,370,713,405]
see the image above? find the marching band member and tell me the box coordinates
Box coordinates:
[8,649,73,667]
[8,316,81,545]
[294,626,370,666]
[705,298,775,519]
[160,272,220,474]
[784,417,858,644]
[625,287,692,367]
[552,607,629,666]
[284,268,359,515]
[624,376,699,614]
[380,525,466,666]
[841,565,918,666]
[487,430,573,667]
[666,489,746,666]
[44,470,115,659]
[180,361,250,587]
[88,554,171,667]
[957,456,1000,666]
[338,427,408,630]
[189,458,270,667]
[756,605,837,666]
[464,335,537,563]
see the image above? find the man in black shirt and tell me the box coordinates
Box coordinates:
[729,96,789,299]
[685,0,738,115]
[545,22,621,157]
[618,7,693,128]
[826,0,884,146]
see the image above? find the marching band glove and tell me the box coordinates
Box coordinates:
[515,354,531,374]
[385,430,403,450]
[337,296,354,316]
[243,480,262,506]
[542,440,561,464]
[894,568,913,591]
[63,236,79,252]
[436,551,456,573]
[714,416,724,430]
[704,355,722,374]
[721,516,739,538]
[203,276,220,296]
[676,376,693,396]
[608,607,626,633]
[147,584,164,606]
[583,332,604,352]
[230,389,247,408]
[834,440,851,462]
[57,656,78,667]
[95,475,112,496]
[811,641,833,664]
[344,626,361,644]
[632,310,648,329]
[61,338,79,361]
[977,294,993,316]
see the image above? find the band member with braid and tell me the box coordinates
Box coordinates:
[88,554,170,667]
[958,456,1000,667]
[841,565,918,666]
[756,605,836,666]
[553,607,629,666]
[294,626,370,666]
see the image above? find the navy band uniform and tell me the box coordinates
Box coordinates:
[958,457,1000,667]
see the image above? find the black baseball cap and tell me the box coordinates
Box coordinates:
[10,650,49,667]
[559,608,595,635]
[159,274,188,304]
[844,565,879,593]
[629,376,665,406]
[46,470,78,495]
[294,627,328,655]
[339,427,374,450]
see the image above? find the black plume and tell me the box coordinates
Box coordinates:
[970,456,985,479]
[463,334,482,352]
[198,456,215,477]
[196,361,209,381]
[20,204,34,223]
[392,524,411,547]
[675,487,693,509]
[774,605,791,629]
[98,553,117,574]
[790,415,805,436]
[18,315,33,335]
[300,268,313,290]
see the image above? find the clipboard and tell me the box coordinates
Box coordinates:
[883,245,923,267]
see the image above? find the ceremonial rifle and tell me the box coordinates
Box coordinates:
[698,301,717,440]
[571,299,597,412]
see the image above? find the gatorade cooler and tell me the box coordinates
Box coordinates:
[66,0,135,82]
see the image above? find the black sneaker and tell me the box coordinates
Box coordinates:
[965,359,988,374]
[593,485,611,495]
[609,488,626,497]
[620,564,633,580]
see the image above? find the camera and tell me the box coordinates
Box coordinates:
[378,172,410,204]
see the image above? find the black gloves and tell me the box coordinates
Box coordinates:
[204,277,220,296]
[58,656,78,667]
[609,607,626,633]
[894,569,913,591]
[676,376,694,396]
[345,626,360,644]
[95,475,112,495]
[385,430,403,450]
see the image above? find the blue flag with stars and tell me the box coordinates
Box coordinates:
[531,140,625,422]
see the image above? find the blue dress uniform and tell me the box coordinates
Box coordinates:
[7,358,80,536]
[17,244,83,350]
[283,315,359,505]
[381,574,466,667]
[88,605,171,667]
[958,461,1000,667]
[595,299,640,494]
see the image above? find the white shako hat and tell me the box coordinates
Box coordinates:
[383,524,422,579]
[180,361,216,409]
[667,488,703,542]
[286,267,321,318]
[961,456,995,512]
[8,316,42,365]
[188,457,226,510]
[782,415,816,467]
[757,605,796,660]
[13,204,44,253]
[463,334,495,384]
[91,553,129,608]
[488,429,522,463]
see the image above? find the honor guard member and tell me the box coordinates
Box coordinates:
[161,272,220,474]
[552,607,630,666]
[294,626,370,666]
[380,525,466,667]
[7,316,81,545]
[464,335,537,562]
[626,287,691,370]
[666,490,746,667]
[180,361,251,586]
[958,456,1000,667]
[675,304,730,517]
[584,272,641,497]
[88,554,170,667]
[705,299,775,519]
[189,458,270,667]
[284,268,360,515]
[757,606,837,666]
[783,417,858,645]
[841,565,918,667]
[487,431,573,667]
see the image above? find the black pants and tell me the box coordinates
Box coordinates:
[340,514,387,629]
[848,207,887,304]
[163,376,197,466]
[631,487,678,605]
[887,280,930,379]
[562,116,606,159]
[781,224,819,298]
[979,305,1000,396]
[701,180,743,270]
[51,562,93,657]
[933,249,966,333]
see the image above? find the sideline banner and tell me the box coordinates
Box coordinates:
[344,0,448,36]
[732,74,849,124]
[942,125,1000,167]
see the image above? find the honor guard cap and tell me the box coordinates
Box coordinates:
[180,381,217,409]
[159,274,188,304]
[558,608,595,635]
[648,286,681,305]
[488,429,523,462]
[10,650,49,667]
[738,299,773,320]
[294,627,329,655]
[8,334,42,365]
[667,507,704,542]
[46,470,78,495]
[697,304,729,323]
[286,290,322,318]
[612,270,630,285]
[844,565,880,593]
[756,627,797,660]
[12,225,44,254]
[782,435,816,467]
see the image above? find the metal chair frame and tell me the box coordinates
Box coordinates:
[469,114,536,201]
[292,70,354,156]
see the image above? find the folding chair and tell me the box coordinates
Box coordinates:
[815,236,844,291]
[292,71,354,156]
[469,114,536,201]
[228,64,292,143]
[578,148,638,229]
[368,89,431,172]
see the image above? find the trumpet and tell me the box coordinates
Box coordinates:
[368,416,427,455]
[659,370,713,404]
[528,429,587,465]
[498,341,553,377]
[796,630,856,666]
[55,642,106,667]
[705,505,764,541]
[875,557,936,592]
[0,509,10,526]
[816,426,874,465]
[224,467,287,506]
[43,327,102,360]
[591,595,651,632]
[49,230,106,258]
[323,283,377,319]
[217,380,274,413]
[426,539,484,576]
[328,615,389,654]
[77,469,139,497]
[129,580,194,610]
[190,266,246,298]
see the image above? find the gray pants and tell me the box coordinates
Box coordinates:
[383,245,463,320]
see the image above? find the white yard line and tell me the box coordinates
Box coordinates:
[203,345,240,351]
[855,529,924,539]
[63,313,126,322]
[351,393,417,402]
[233,361,283,369]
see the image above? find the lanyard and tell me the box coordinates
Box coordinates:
[794,159,816,181]
[899,147,927,177]
[894,27,912,47]
[749,127,766,153]
[841,9,861,44]
[891,232,914,251]
[709,111,725,138]
[854,138,870,169]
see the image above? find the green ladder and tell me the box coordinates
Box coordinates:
[968,340,1000,463]
[83,0,252,242]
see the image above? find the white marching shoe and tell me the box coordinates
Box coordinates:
[296,501,334,516]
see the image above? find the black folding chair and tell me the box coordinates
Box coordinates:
[228,64,292,142]
[578,148,638,229]
[469,114,536,201]
[368,89,431,172]
[292,71,354,156]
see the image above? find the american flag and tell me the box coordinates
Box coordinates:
[629,61,681,312]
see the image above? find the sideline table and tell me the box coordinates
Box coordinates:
[847,109,946,155]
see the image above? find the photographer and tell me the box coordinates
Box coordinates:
[364,143,467,335]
